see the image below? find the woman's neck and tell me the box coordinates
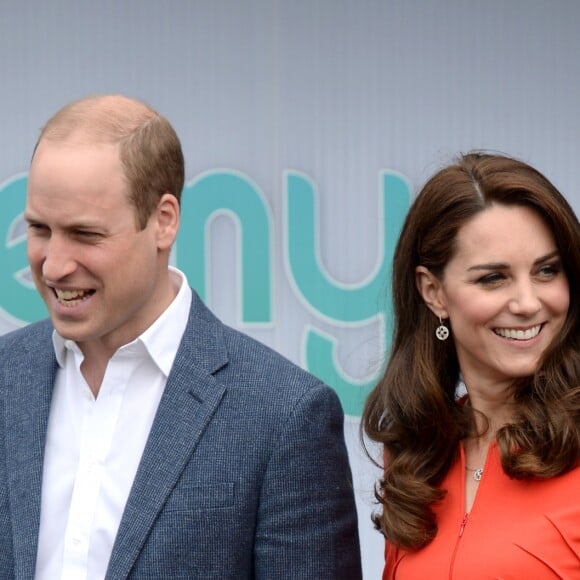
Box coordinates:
[462,373,516,430]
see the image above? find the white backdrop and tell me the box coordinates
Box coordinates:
[1,2,580,577]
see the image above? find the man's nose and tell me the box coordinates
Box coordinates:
[41,234,77,281]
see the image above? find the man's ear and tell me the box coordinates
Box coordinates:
[415,266,448,318]
[155,193,180,250]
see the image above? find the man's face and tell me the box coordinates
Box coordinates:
[25,139,168,355]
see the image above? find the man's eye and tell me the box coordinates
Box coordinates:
[28,223,49,233]
[76,230,101,238]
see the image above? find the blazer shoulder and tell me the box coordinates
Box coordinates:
[183,291,344,421]
[188,290,322,390]
[225,324,320,381]
[0,319,54,352]
[0,320,55,387]
[217,322,343,418]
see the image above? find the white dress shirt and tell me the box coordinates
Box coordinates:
[35,268,192,580]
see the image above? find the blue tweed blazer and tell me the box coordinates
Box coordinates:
[0,291,361,579]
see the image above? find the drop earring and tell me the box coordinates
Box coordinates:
[435,315,449,341]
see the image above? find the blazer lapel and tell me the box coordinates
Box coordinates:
[4,335,56,580]
[106,294,229,579]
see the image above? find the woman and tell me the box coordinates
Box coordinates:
[363,152,580,578]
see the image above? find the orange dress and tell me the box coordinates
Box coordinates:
[385,443,580,579]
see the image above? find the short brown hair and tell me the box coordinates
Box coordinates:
[34,94,185,229]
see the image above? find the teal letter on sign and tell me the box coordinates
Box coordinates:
[176,171,272,324]
[285,171,411,416]
[0,174,47,325]
[303,325,387,419]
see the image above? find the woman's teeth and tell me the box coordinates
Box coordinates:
[494,324,541,340]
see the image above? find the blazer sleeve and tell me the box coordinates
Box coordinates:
[253,382,362,579]
[0,366,16,577]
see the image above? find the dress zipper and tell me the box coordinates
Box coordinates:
[449,513,469,580]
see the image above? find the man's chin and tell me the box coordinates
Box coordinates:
[50,318,89,343]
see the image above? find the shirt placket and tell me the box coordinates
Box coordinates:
[60,363,128,580]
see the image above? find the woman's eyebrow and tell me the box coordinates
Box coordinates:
[467,250,560,272]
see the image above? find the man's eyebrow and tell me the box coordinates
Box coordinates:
[23,214,105,231]
[467,251,560,272]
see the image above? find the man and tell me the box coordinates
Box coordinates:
[0,95,361,579]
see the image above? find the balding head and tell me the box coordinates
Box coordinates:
[34,94,184,229]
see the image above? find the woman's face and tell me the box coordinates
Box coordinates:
[432,204,569,391]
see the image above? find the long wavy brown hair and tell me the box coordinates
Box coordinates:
[362,152,580,550]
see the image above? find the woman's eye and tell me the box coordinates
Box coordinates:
[538,263,561,277]
[477,273,505,285]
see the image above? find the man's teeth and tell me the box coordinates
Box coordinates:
[55,289,91,303]
[494,325,541,340]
